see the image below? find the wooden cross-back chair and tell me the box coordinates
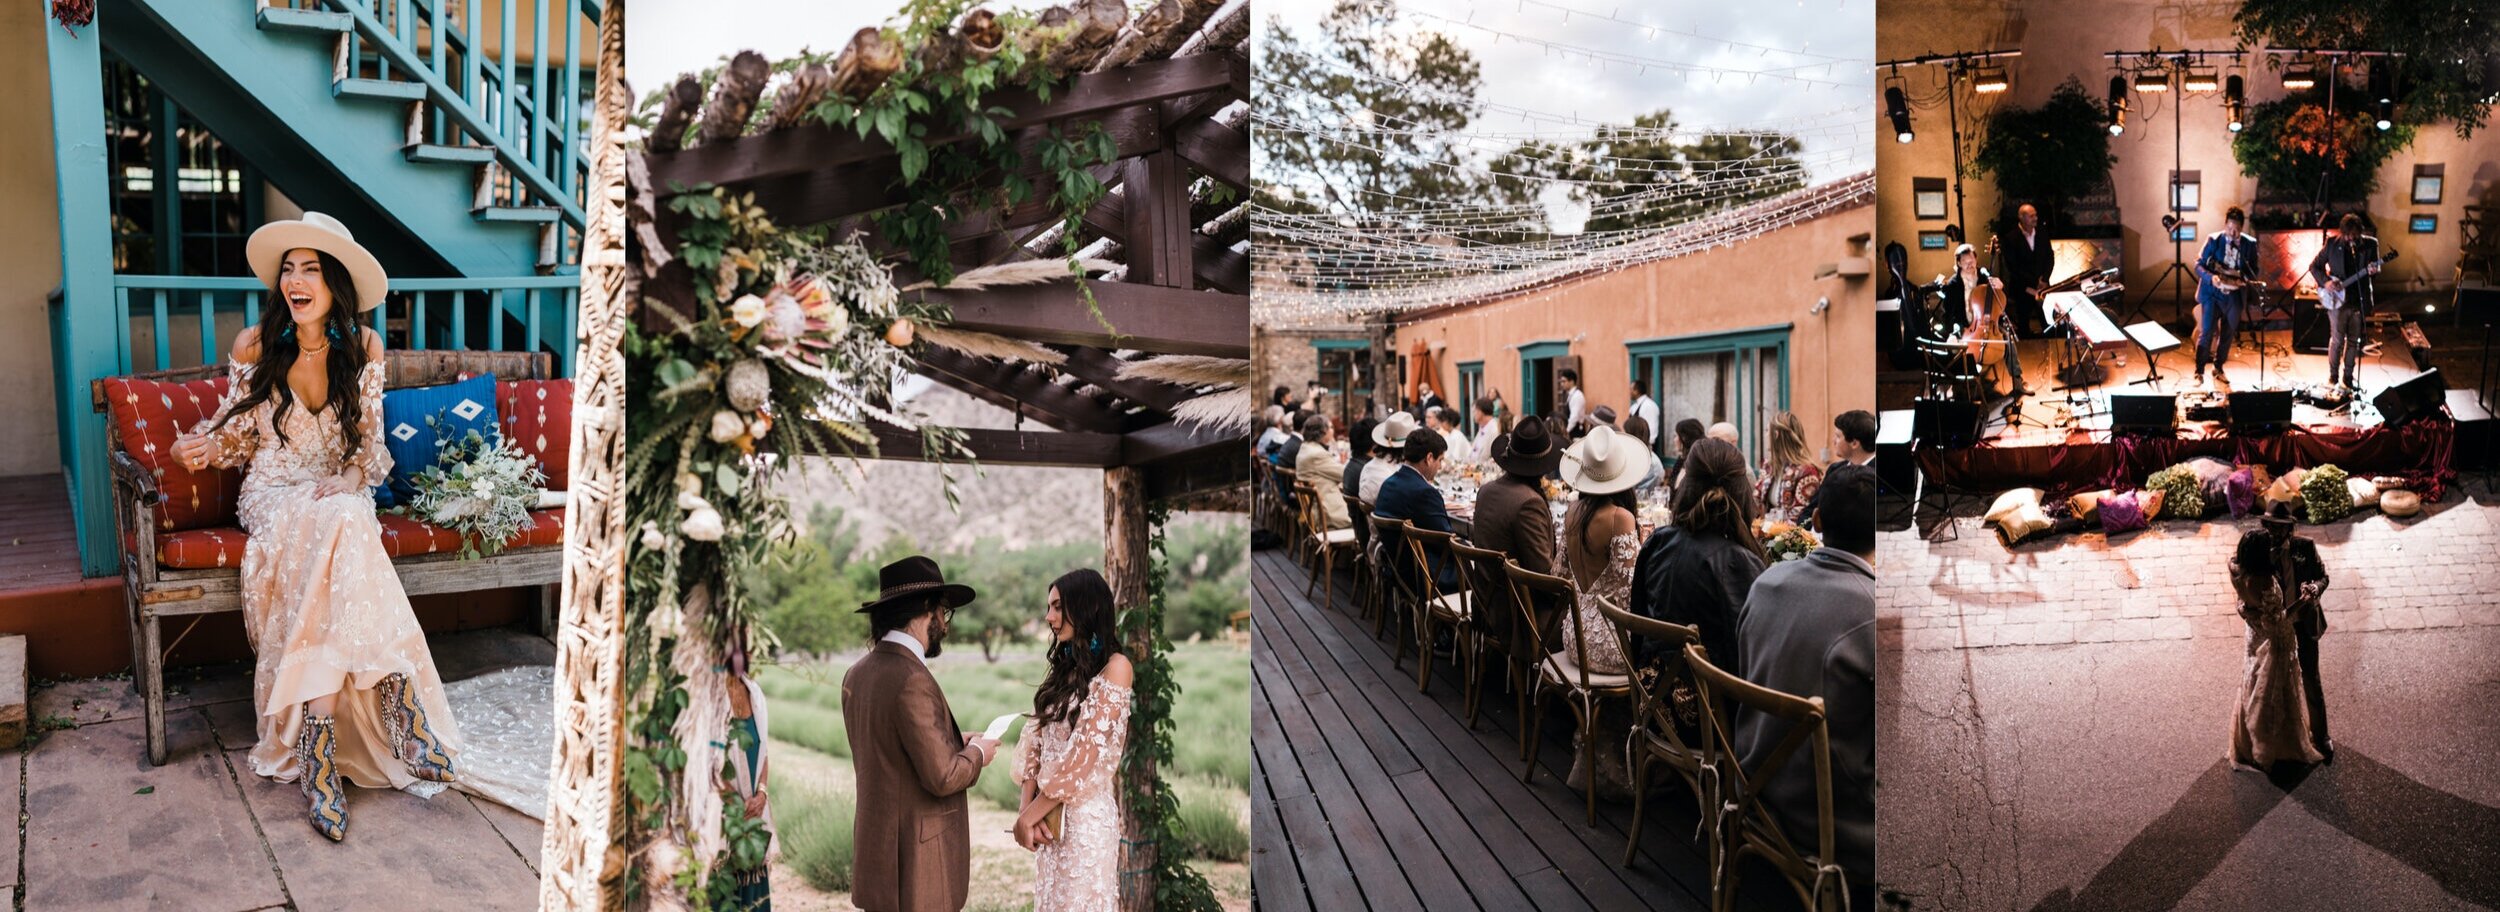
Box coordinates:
[1367,514,1419,667]
[1449,539,1523,728]
[1350,496,1380,624]
[1272,465,1303,562]
[1682,643,1847,912]
[1401,525,1470,696]
[1504,564,1632,825]
[1294,482,1357,612]
[1593,599,1707,866]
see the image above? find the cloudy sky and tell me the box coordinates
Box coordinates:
[1256,0,1873,183]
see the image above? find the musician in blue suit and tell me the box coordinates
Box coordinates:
[2193,207,2259,385]
[2308,213,2382,391]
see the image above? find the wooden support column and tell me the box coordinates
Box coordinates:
[1103,465,1156,912]
[48,5,121,577]
[1122,118,1191,288]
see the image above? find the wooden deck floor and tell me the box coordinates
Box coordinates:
[1252,548,1808,911]
[0,473,87,591]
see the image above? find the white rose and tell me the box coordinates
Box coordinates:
[639,521,667,551]
[681,507,725,541]
[729,294,768,328]
[823,305,849,337]
[676,489,711,512]
[709,409,747,442]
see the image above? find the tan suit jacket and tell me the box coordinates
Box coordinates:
[843,641,986,912]
[1295,444,1352,529]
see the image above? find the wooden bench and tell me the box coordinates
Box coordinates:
[92,350,566,765]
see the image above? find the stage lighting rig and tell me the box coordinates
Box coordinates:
[1876,48,2023,234]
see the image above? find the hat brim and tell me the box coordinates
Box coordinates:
[855,581,978,613]
[1372,427,1409,449]
[1493,438,1564,477]
[1561,439,1647,495]
[248,223,389,313]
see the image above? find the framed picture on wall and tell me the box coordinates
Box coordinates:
[1913,177,1948,220]
[2170,171,2199,211]
[2414,164,2444,204]
[2171,220,2197,242]
[2412,214,2438,234]
[1919,230,1950,250]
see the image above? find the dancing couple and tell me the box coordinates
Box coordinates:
[844,557,1136,912]
[2227,504,2335,771]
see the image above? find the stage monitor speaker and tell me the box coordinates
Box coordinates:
[2228,389,2294,434]
[2110,392,2178,435]
[2294,294,2331,353]
[1913,397,1981,450]
[2371,367,2448,426]
[1875,409,1918,496]
[2454,285,2500,325]
[2448,390,2496,471]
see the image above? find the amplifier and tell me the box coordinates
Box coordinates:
[2110,392,2178,436]
[1913,397,1982,450]
[2452,390,2497,471]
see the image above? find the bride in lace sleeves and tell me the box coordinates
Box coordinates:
[1013,569,1137,911]
[169,218,461,843]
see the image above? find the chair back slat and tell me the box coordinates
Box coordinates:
[1504,562,1584,688]
[1406,525,1462,607]
[1594,598,1702,751]
[1683,642,1840,894]
[1450,540,1517,651]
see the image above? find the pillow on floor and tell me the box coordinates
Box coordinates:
[377,374,501,506]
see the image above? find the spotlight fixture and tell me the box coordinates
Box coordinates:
[2183,67,2220,92]
[2227,104,2246,132]
[2107,75,2129,135]
[2377,97,2396,130]
[2225,74,2246,132]
[2370,59,2394,104]
[1886,84,1914,143]
[2283,64,2317,89]
[2136,68,2172,92]
[1971,65,2010,94]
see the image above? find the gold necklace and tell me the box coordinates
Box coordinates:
[300,339,331,355]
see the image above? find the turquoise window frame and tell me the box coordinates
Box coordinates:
[1625,324,1792,462]
[1456,360,1484,415]
[1517,340,1569,419]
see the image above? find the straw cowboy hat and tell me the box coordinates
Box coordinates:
[1562,424,1648,496]
[1372,411,1419,449]
[246,212,388,312]
[1490,416,1564,477]
[855,555,978,614]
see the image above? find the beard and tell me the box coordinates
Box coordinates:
[923,609,952,658]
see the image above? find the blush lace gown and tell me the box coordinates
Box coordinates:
[205,358,465,791]
[2227,574,2322,770]
[1016,675,1135,911]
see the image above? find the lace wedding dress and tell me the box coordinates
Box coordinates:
[205,358,464,791]
[1016,675,1135,911]
[1561,532,1639,675]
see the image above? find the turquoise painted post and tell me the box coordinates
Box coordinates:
[48,3,122,577]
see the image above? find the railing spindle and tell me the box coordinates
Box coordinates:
[113,286,132,375]
[490,287,507,350]
[525,287,541,356]
[199,291,218,367]
[451,288,467,349]
[532,0,549,178]
[415,290,430,350]
[150,290,171,372]
[560,4,579,199]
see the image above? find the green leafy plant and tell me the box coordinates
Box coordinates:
[2300,464,2354,524]
[2231,95,2415,203]
[1120,501,1223,911]
[1969,77,2117,234]
[2146,465,2208,520]
[2238,0,2500,136]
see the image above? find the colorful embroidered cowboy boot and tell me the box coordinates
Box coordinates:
[377,672,456,782]
[296,712,348,842]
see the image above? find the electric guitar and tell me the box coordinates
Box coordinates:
[2318,247,2396,311]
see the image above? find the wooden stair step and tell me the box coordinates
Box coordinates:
[0,635,23,749]
[406,144,498,165]
[475,206,562,223]
[334,78,425,102]
[254,6,351,34]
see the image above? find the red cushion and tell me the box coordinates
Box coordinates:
[100,376,244,532]
[153,508,565,569]
[495,379,573,490]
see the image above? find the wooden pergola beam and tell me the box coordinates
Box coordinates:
[867,422,1121,467]
[723,104,1165,230]
[1054,346,1199,413]
[910,346,1131,434]
[1169,116,1246,191]
[920,281,1248,357]
[647,53,1233,192]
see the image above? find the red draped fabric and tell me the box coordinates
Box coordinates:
[1916,419,2455,501]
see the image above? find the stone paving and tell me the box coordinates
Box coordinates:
[1874,491,2500,911]
[5,628,549,911]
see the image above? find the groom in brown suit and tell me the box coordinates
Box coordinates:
[843,556,1003,911]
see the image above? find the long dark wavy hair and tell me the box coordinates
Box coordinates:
[1033,568,1123,728]
[205,249,372,467]
[1673,438,1766,561]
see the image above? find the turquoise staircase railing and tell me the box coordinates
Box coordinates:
[109,276,579,376]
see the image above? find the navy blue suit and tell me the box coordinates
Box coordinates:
[2194,230,2258,372]
[1373,465,1459,590]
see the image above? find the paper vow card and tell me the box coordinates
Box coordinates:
[983,712,1025,742]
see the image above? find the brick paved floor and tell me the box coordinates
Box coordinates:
[1875,493,2500,912]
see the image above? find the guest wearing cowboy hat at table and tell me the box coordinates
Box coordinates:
[1558,424,1646,678]
[169,212,458,842]
[1359,411,1419,505]
[845,556,1004,912]
[1475,418,1564,581]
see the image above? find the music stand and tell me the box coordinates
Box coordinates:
[2124,321,2182,390]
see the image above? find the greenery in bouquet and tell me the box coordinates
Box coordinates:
[1764,523,1820,562]
[2300,464,2354,524]
[2145,465,2206,520]
[398,417,544,560]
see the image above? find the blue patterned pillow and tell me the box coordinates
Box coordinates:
[375,374,501,506]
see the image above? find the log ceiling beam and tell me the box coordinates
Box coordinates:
[647,53,1233,192]
[1169,116,1246,192]
[919,281,1248,358]
[726,104,1164,229]
[867,423,1120,468]
[1054,346,1199,414]
[909,346,1130,434]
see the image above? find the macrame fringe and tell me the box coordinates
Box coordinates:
[916,323,1069,364]
[1169,387,1251,433]
[1117,354,1251,389]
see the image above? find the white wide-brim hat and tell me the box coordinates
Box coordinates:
[247,212,388,312]
[1562,424,1647,495]
[1373,410,1419,449]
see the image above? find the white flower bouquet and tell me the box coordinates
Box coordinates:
[403,415,546,560]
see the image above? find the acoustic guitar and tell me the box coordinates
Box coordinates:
[2318,248,2397,311]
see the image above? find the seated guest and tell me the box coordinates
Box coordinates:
[1707,421,1740,446]
[1734,463,1877,908]
[1669,418,1707,492]
[1475,419,1563,577]
[1630,438,1766,676]
[1757,411,1825,526]
[1278,409,1307,468]
[1803,409,1878,528]
[1624,416,1666,492]
[1558,425,1646,677]
[1256,405,1292,462]
[1295,415,1351,531]
[1429,406,1475,466]
[1360,412,1418,504]
[1373,426,1458,590]
[1341,418,1378,505]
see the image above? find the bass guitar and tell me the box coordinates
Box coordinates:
[2318,248,2396,311]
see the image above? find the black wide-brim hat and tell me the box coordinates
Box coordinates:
[1492,418,1564,476]
[857,555,978,613]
